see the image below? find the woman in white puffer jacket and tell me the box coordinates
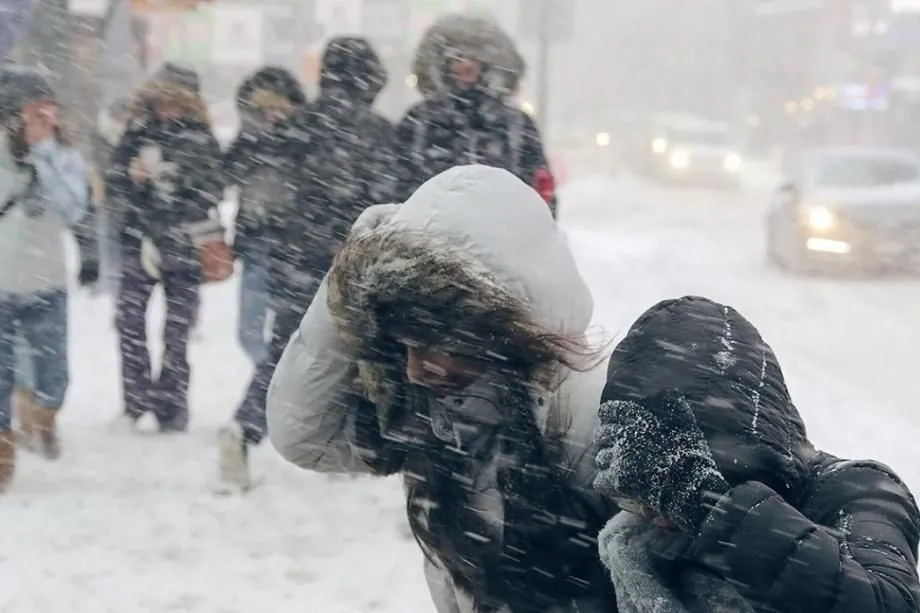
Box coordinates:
[267,165,619,612]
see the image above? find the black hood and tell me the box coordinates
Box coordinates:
[602,296,816,503]
[235,65,307,113]
[318,36,386,104]
[0,64,55,121]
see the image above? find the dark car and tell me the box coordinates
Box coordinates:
[767,146,920,273]
[629,113,743,188]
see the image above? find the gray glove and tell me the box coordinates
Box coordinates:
[594,390,730,534]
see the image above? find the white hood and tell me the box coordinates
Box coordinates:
[385,164,593,338]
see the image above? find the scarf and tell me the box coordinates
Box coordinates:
[599,512,754,613]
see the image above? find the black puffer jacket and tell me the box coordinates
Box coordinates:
[603,296,920,613]
[108,64,222,272]
[269,36,394,288]
[223,66,308,255]
[394,15,556,215]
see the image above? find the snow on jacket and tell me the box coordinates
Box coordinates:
[394,14,556,214]
[107,66,222,271]
[0,133,88,294]
[268,36,395,284]
[224,66,309,256]
[600,296,920,613]
[267,165,616,612]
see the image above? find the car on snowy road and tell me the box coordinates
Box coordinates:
[628,113,743,188]
[767,146,920,273]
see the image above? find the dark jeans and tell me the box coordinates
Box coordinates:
[0,290,69,430]
[116,249,199,428]
[234,273,319,445]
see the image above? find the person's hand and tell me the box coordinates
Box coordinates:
[22,101,58,145]
[129,157,149,184]
[593,390,730,534]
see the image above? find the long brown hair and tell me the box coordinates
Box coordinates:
[328,227,614,609]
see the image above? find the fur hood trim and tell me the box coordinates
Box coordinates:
[412,13,524,98]
[327,165,593,382]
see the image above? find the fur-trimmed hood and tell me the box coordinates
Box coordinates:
[412,13,524,98]
[327,164,592,381]
[235,65,307,115]
[127,62,210,126]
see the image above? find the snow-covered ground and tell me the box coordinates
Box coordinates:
[3,168,920,612]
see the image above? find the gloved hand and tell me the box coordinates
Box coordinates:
[140,236,162,280]
[593,390,730,534]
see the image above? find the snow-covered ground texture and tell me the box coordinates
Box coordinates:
[4,164,920,612]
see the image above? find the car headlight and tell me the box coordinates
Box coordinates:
[652,137,667,154]
[806,206,835,231]
[596,132,610,147]
[669,150,690,169]
[723,153,742,172]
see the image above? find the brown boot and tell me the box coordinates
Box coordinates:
[32,407,61,461]
[0,429,14,494]
[13,387,37,449]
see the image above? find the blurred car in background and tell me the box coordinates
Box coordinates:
[628,113,743,188]
[767,147,920,273]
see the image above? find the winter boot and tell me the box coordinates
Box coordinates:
[32,407,61,461]
[12,387,36,449]
[217,422,252,492]
[0,429,14,493]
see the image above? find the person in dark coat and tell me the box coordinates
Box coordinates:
[216,37,394,492]
[394,14,557,216]
[593,295,920,613]
[108,62,222,433]
[223,66,307,367]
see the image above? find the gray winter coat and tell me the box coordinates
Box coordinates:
[267,165,613,612]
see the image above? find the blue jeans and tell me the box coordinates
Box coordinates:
[0,290,69,430]
[237,241,271,365]
[14,333,34,389]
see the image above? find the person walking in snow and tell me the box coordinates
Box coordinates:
[266,164,618,611]
[0,66,90,491]
[223,66,308,369]
[217,37,395,491]
[593,296,920,613]
[108,63,223,433]
[395,14,558,216]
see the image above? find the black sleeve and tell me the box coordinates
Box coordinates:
[687,462,920,613]
[106,121,146,237]
[222,132,255,189]
[391,105,426,202]
[367,115,398,205]
[174,127,224,222]
[517,112,557,217]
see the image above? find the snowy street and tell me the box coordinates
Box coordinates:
[4,169,920,612]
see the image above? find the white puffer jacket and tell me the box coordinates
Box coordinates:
[267,165,613,613]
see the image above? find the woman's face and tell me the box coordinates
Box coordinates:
[154,100,184,121]
[448,56,482,90]
[404,346,486,394]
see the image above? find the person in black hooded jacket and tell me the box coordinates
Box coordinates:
[216,37,394,492]
[394,14,557,216]
[223,66,308,368]
[593,296,920,613]
[108,62,223,433]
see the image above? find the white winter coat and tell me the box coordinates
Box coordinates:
[267,165,613,613]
